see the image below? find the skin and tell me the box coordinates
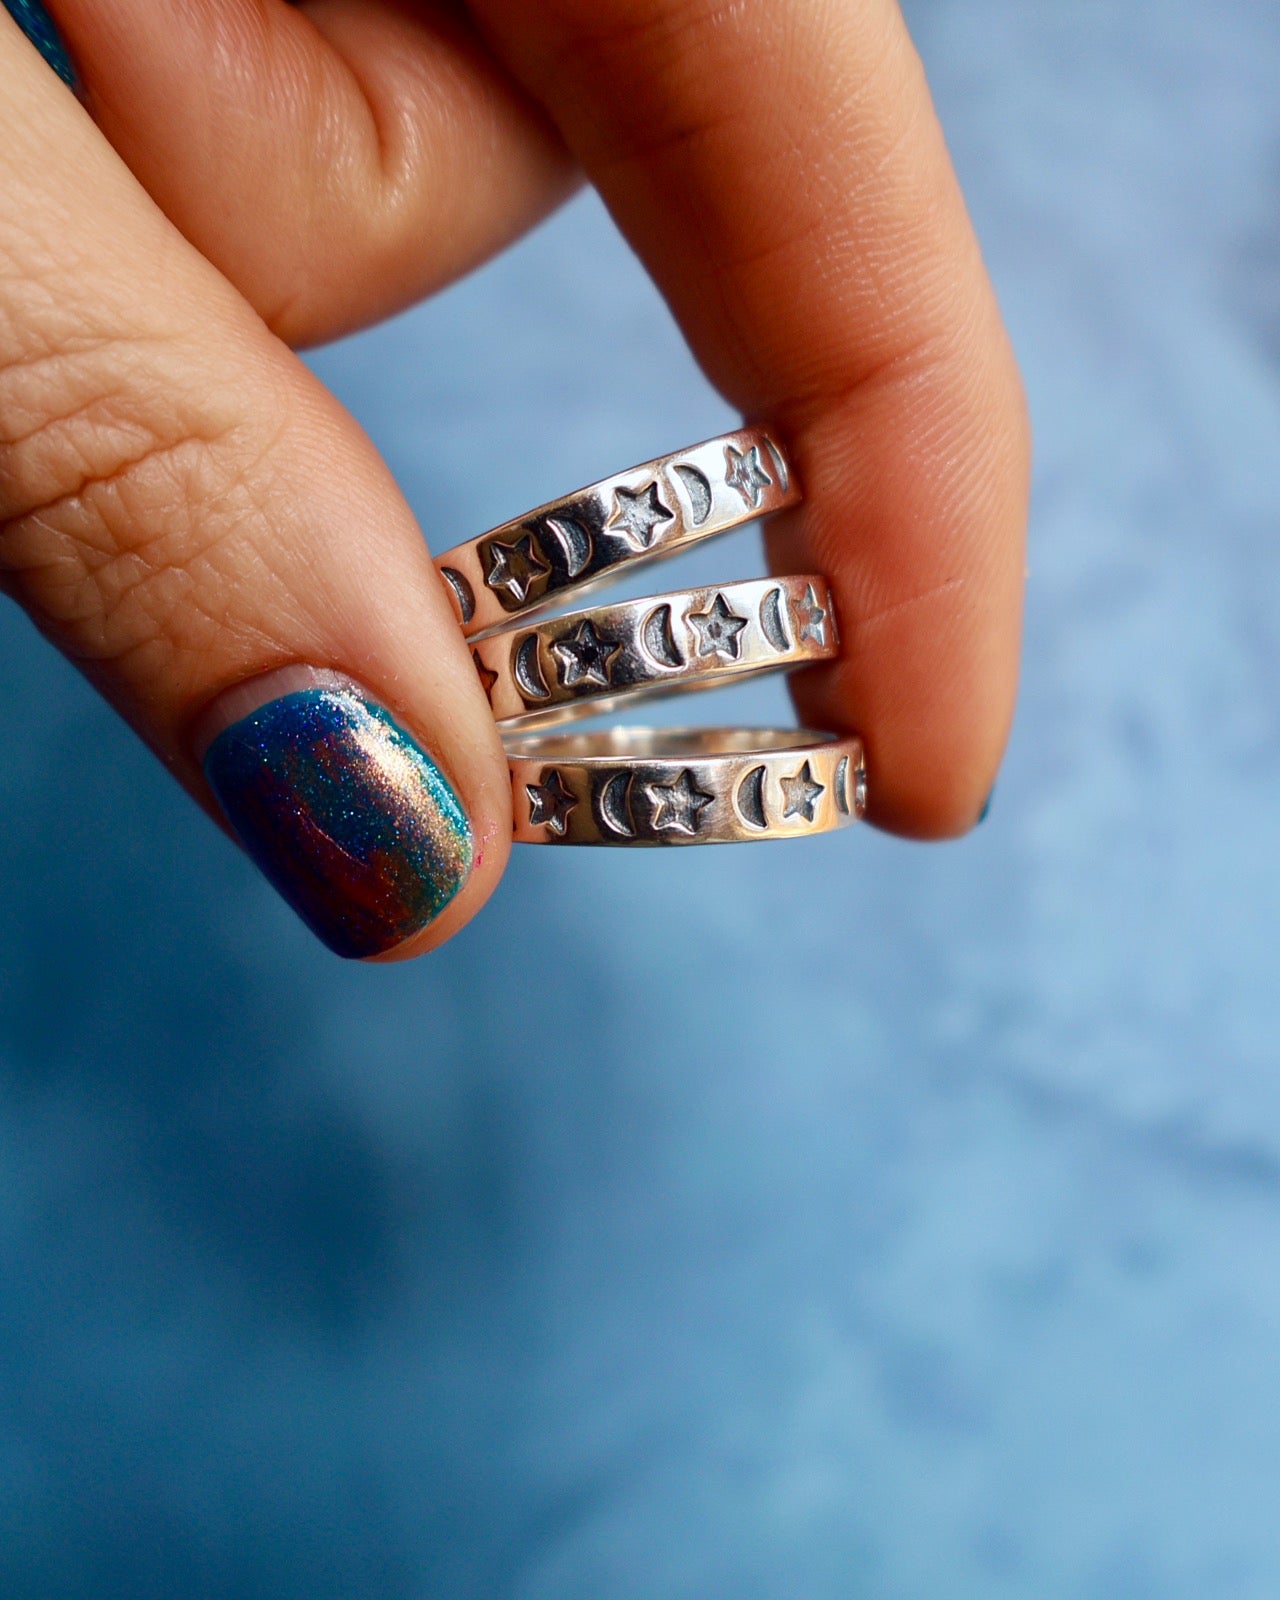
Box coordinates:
[0,0,1029,959]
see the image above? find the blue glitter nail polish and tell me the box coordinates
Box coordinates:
[3,0,76,88]
[203,687,473,959]
[977,787,995,825]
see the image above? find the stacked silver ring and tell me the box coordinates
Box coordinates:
[435,427,865,845]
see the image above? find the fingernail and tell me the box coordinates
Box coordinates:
[977,787,995,825]
[3,0,77,88]
[202,681,472,959]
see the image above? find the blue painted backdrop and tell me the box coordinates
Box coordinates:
[2,2,1278,1594]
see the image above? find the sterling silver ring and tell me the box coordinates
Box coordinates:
[472,574,837,727]
[506,727,867,846]
[435,426,799,638]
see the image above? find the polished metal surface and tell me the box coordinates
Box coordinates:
[435,427,799,637]
[473,575,837,727]
[507,727,867,845]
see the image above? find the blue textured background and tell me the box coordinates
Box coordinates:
[2,2,1279,1594]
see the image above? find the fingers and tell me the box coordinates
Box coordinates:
[470,0,1030,837]
[44,0,576,344]
[0,14,510,957]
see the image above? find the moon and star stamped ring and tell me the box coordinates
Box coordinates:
[440,425,868,844]
[434,426,800,638]
[470,574,837,728]
[506,728,867,846]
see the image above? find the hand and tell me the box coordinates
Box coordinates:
[0,0,1028,958]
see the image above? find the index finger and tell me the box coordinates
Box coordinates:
[469,0,1030,836]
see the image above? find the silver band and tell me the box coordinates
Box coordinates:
[472,575,837,727]
[507,727,867,846]
[436,426,799,637]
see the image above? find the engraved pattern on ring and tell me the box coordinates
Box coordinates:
[507,729,866,846]
[443,428,872,844]
[435,427,802,638]
[480,575,837,728]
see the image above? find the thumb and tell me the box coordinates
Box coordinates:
[0,13,508,958]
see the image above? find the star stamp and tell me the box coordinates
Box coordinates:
[646,769,715,836]
[483,533,551,606]
[687,593,749,661]
[724,443,772,508]
[794,583,830,647]
[526,769,578,836]
[606,482,674,551]
[780,760,825,823]
[550,620,623,689]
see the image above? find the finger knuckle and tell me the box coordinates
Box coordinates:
[547,0,745,162]
[0,323,272,678]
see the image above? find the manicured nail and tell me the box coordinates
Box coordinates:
[977,787,995,825]
[203,682,472,959]
[3,0,76,88]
